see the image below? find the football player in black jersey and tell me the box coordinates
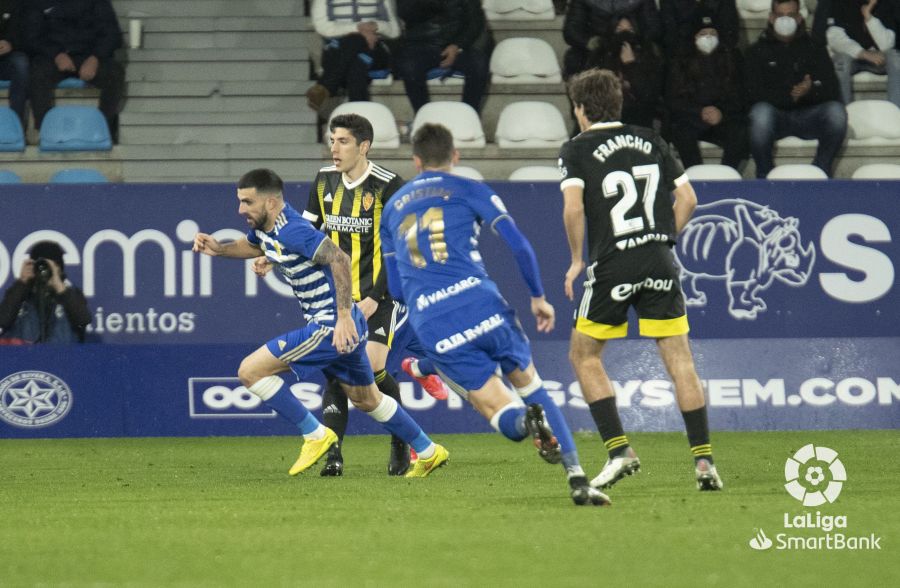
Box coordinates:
[559,69,723,491]
[303,113,445,476]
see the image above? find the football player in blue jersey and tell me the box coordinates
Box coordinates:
[380,124,610,506]
[193,168,448,478]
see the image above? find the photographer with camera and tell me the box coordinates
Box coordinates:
[0,241,91,344]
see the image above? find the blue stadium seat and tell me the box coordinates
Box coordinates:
[0,170,22,183]
[0,80,10,89]
[0,106,25,152]
[56,78,89,89]
[427,67,465,81]
[39,106,112,151]
[50,168,109,183]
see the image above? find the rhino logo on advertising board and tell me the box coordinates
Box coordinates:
[676,199,816,319]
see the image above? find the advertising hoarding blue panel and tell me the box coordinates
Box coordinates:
[1,340,896,439]
[0,181,897,343]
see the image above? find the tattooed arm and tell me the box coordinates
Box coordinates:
[312,238,358,353]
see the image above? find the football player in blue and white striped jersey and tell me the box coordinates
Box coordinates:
[193,168,448,478]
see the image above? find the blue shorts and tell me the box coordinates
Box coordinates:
[412,301,532,394]
[265,308,374,387]
[385,303,428,377]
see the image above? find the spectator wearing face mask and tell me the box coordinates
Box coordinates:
[666,12,748,170]
[586,15,664,130]
[823,0,900,107]
[659,0,740,56]
[744,0,847,177]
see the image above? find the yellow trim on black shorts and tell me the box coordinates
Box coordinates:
[575,317,627,340]
[638,315,690,338]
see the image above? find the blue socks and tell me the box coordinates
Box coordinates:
[367,394,434,455]
[248,375,321,435]
[519,383,583,473]
[490,403,528,441]
[416,357,436,376]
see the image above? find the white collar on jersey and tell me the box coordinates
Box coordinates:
[588,121,624,130]
[342,160,373,190]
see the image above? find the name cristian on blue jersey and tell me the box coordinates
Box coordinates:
[381,171,511,315]
[246,203,338,323]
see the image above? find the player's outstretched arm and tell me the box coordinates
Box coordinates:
[312,238,359,353]
[672,181,698,235]
[193,233,262,259]
[561,186,586,301]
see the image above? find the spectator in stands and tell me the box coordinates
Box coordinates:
[823,0,900,108]
[586,16,664,130]
[562,0,661,80]
[394,0,493,113]
[23,0,125,143]
[0,1,28,129]
[659,0,740,56]
[667,11,748,170]
[306,0,401,114]
[744,0,847,177]
[0,241,91,344]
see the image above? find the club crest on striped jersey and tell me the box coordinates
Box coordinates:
[362,191,375,211]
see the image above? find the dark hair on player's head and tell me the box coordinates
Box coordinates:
[771,0,799,11]
[238,168,284,196]
[567,68,623,124]
[330,113,374,146]
[412,123,455,167]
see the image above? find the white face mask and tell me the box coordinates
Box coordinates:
[773,15,798,37]
[695,34,719,55]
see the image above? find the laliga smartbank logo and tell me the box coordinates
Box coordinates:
[784,443,845,506]
[748,444,881,551]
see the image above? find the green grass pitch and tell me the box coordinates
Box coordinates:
[1,430,897,587]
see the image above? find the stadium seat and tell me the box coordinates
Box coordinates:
[766,164,828,180]
[851,163,900,179]
[490,38,561,84]
[847,100,900,142]
[411,102,486,148]
[328,101,400,149]
[686,164,742,181]
[495,102,567,148]
[483,0,555,20]
[368,69,393,86]
[0,169,22,183]
[427,67,465,86]
[56,78,89,89]
[508,165,560,181]
[0,80,9,89]
[452,165,485,180]
[39,106,112,151]
[738,0,808,18]
[0,106,25,152]
[50,168,110,183]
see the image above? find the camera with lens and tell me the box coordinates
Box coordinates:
[34,258,54,284]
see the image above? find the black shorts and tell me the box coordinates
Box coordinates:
[574,245,689,339]
[367,298,401,346]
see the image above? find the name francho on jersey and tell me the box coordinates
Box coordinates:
[558,122,689,262]
[304,162,404,302]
